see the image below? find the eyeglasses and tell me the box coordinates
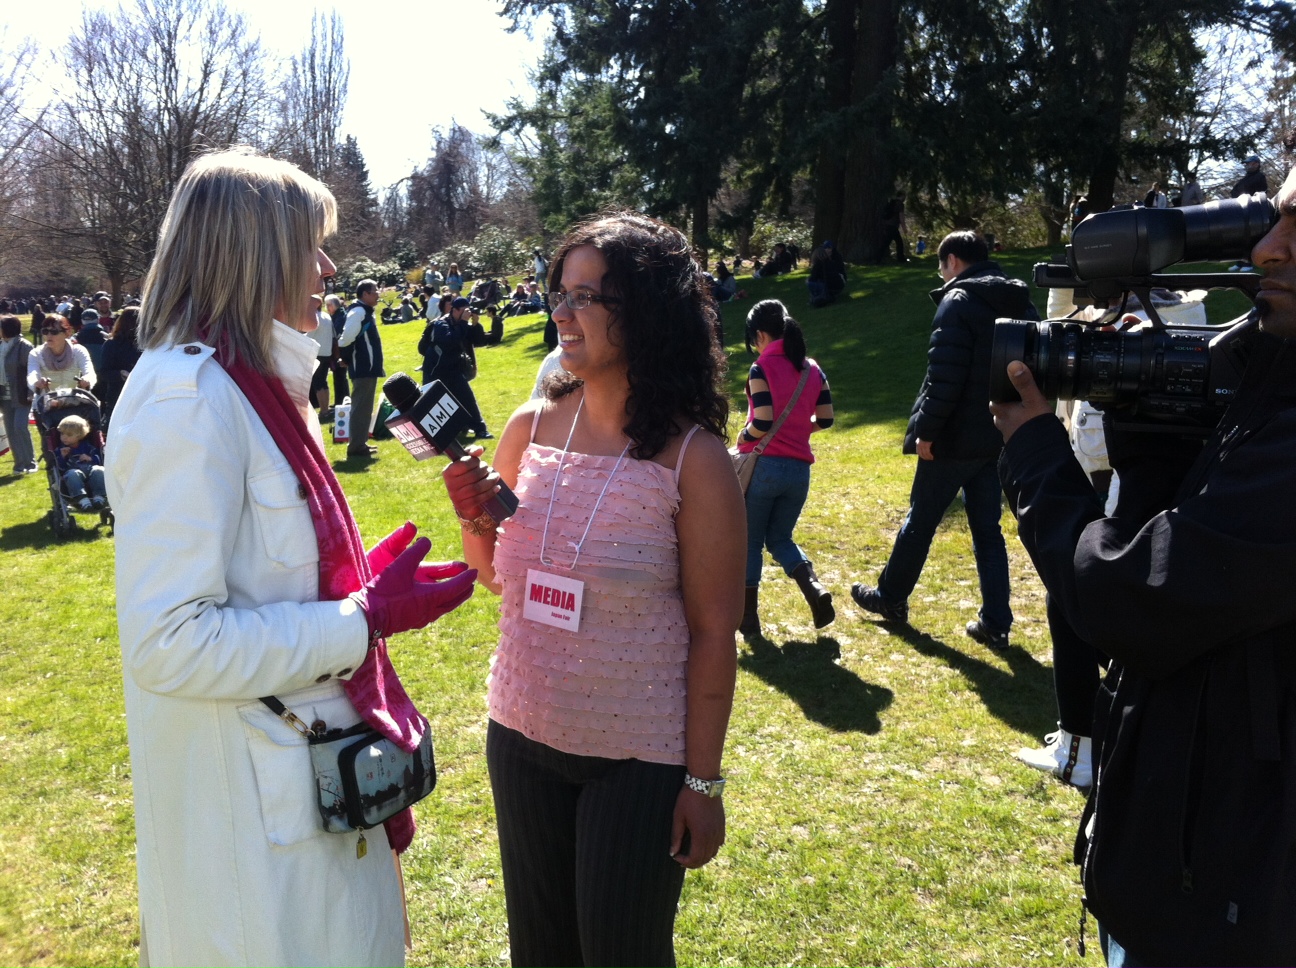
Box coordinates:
[547,289,621,312]
[41,328,62,335]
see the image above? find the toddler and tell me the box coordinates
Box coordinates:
[56,414,107,510]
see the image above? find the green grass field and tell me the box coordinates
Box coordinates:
[0,253,1253,966]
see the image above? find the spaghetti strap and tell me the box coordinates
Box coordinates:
[674,424,703,483]
[528,404,543,444]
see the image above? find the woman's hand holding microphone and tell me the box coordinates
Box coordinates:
[442,445,505,534]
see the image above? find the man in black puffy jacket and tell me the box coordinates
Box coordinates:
[852,231,1038,648]
[989,167,1296,966]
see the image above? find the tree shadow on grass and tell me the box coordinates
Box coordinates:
[885,622,1057,738]
[739,633,893,734]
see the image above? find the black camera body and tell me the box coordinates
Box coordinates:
[989,194,1275,431]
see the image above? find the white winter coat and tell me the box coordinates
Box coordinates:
[106,323,405,967]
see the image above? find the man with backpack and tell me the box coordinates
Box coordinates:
[417,296,492,441]
[338,279,384,459]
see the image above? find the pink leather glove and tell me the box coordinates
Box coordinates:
[351,536,477,640]
[367,521,419,574]
[367,521,476,583]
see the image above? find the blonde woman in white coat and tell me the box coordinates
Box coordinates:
[107,150,474,967]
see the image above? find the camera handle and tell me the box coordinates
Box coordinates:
[1034,262,1260,332]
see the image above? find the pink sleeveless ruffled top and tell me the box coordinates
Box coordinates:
[488,411,703,765]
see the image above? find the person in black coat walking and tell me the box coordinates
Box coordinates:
[852,231,1038,647]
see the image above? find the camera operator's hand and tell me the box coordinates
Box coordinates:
[990,361,1053,442]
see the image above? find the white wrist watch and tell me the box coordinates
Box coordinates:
[684,772,726,798]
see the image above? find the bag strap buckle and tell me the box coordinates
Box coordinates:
[259,695,316,739]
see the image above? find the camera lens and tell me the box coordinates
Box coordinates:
[1181,193,1275,263]
[1069,193,1275,280]
[989,320,1087,401]
[990,318,1224,416]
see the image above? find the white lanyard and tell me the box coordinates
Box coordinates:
[538,394,631,571]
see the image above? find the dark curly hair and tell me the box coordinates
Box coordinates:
[546,210,730,460]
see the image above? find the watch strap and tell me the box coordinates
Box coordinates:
[684,772,726,797]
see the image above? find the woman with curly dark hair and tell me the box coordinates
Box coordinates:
[442,210,744,966]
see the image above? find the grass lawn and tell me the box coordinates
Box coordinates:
[0,252,1251,966]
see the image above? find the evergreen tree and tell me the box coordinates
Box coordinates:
[330,135,379,260]
[500,0,786,259]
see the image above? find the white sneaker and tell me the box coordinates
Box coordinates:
[1015,727,1092,789]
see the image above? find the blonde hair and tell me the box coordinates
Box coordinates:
[139,148,337,373]
[58,415,91,441]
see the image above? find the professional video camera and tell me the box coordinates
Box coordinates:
[988,193,1276,431]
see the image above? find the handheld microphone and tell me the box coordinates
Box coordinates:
[382,373,519,522]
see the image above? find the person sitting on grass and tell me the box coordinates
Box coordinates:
[56,414,107,510]
[526,280,545,313]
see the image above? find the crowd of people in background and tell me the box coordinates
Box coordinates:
[1,147,1292,967]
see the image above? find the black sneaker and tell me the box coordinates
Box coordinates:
[965,620,1009,650]
[473,430,495,440]
[850,583,908,623]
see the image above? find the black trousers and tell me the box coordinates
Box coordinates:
[486,719,687,967]
[1047,594,1105,736]
[436,370,489,435]
[331,362,350,406]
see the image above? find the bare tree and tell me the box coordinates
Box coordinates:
[279,10,349,179]
[399,123,491,256]
[1149,26,1277,195]
[27,0,273,302]
[0,35,39,278]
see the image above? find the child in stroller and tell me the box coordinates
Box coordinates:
[33,387,111,537]
[56,414,108,510]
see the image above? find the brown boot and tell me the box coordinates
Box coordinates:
[791,561,835,628]
[739,586,760,637]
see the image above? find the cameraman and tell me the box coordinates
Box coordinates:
[991,172,1296,965]
[417,296,493,441]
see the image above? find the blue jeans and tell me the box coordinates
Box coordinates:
[2,399,35,470]
[876,456,1013,632]
[744,456,811,586]
[63,465,106,501]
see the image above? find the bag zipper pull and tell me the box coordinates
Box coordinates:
[356,831,367,859]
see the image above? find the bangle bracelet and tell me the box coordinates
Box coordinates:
[458,509,498,537]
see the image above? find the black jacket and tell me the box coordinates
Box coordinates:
[1231,169,1270,198]
[418,314,465,383]
[1000,326,1296,964]
[903,261,1037,459]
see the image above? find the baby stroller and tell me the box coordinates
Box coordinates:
[33,387,113,539]
[467,278,504,314]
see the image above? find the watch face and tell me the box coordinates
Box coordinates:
[709,778,726,797]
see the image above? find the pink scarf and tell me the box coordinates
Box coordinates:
[221,355,420,853]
